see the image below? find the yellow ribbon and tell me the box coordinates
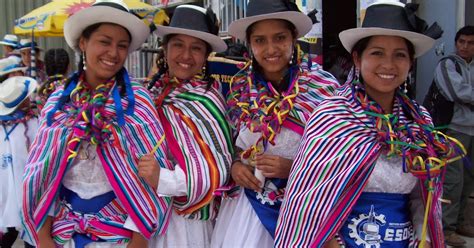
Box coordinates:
[150,134,166,155]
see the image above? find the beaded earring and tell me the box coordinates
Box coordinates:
[289,52,294,65]
[249,56,254,72]
[82,52,87,71]
[403,74,411,94]
[355,67,361,83]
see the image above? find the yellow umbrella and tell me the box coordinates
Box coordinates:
[14,0,169,37]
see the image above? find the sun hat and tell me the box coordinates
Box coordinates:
[0,76,37,115]
[64,0,149,53]
[339,0,443,57]
[156,5,227,52]
[0,34,19,48]
[18,38,43,51]
[228,0,313,41]
[0,57,26,77]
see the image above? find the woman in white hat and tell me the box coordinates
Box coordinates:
[0,76,38,248]
[0,56,27,82]
[22,1,170,247]
[0,34,19,59]
[276,1,465,247]
[210,0,338,247]
[141,5,233,248]
[19,38,47,82]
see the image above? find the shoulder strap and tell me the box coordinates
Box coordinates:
[443,56,462,75]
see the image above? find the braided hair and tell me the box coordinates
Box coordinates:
[44,48,69,76]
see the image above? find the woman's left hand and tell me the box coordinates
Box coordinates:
[127,232,148,248]
[255,155,293,179]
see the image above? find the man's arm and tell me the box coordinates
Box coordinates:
[434,58,473,104]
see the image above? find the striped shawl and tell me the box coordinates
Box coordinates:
[150,77,233,220]
[275,84,449,248]
[22,79,172,245]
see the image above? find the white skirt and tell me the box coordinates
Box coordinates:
[0,119,38,230]
[150,210,214,248]
[211,189,273,248]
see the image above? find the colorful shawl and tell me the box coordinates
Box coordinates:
[148,74,233,220]
[226,53,338,236]
[275,82,466,248]
[22,70,173,245]
[227,53,339,159]
[36,74,64,111]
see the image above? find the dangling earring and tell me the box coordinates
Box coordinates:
[201,64,207,76]
[248,56,253,72]
[289,51,294,65]
[403,74,410,94]
[355,67,361,83]
[82,52,87,71]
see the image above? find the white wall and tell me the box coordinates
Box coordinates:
[415,0,459,102]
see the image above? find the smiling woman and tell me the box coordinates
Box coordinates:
[275,1,466,248]
[22,1,172,248]
[79,23,131,87]
[143,4,233,248]
[210,0,339,247]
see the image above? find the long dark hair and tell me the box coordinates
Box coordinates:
[63,23,132,95]
[37,48,70,97]
[45,48,70,76]
[148,34,215,91]
[246,19,299,92]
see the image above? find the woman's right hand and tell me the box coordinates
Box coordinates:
[231,161,262,192]
[138,154,160,190]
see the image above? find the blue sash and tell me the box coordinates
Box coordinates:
[245,178,286,238]
[340,192,414,247]
[60,187,116,248]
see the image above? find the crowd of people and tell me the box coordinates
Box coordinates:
[0,0,472,247]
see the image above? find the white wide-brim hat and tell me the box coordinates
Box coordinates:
[228,0,313,41]
[339,0,442,57]
[18,38,43,51]
[156,5,227,52]
[0,34,19,47]
[0,57,27,77]
[64,0,149,53]
[0,76,37,115]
